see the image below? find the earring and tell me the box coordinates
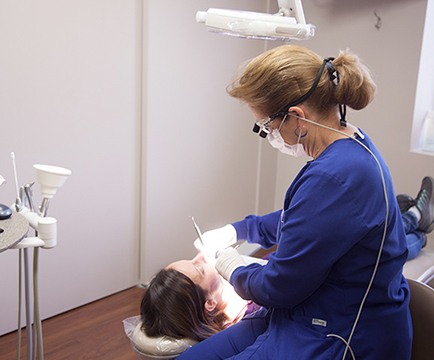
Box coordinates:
[294,126,308,138]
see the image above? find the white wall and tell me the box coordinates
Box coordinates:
[411,0,434,153]
[274,0,434,208]
[0,0,141,335]
[0,0,278,337]
[140,0,278,283]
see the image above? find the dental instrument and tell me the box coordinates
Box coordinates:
[11,152,22,212]
[196,0,315,41]
[191,216,205,248]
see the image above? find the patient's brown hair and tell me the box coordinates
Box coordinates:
[140,268,229,341]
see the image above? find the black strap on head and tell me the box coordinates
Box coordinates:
[325,57,347,127]
[269,59,329,120]
[269,57,347,127]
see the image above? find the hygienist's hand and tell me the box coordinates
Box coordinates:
[193,224,237,259]
[216,247,246,282]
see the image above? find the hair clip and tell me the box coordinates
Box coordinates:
[324,58,339,86]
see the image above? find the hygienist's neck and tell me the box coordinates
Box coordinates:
[306,122,358,159]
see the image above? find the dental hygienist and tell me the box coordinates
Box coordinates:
[178,45,412,360]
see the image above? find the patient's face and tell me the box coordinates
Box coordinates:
[167,253,222,296]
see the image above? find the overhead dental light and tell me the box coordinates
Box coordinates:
[196,0,315,41]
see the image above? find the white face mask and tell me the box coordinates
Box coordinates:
[267,128,307,157]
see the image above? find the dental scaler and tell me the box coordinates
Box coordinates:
[191,216,205,247]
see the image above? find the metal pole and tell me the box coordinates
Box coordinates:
[23,248,33,360]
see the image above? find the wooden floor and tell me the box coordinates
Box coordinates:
[0,286,144,360]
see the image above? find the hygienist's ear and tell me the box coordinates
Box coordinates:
[204,298,217,312]
[287,106,305,119]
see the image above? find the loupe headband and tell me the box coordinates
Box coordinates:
[270,58,330,120]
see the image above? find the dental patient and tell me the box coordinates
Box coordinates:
[140,253,250,342]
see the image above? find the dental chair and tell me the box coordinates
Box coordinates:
[123,316,196,359]
[416,265,434,289]
[407,278,434,360]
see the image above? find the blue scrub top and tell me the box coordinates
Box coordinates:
[229,131,412,359]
